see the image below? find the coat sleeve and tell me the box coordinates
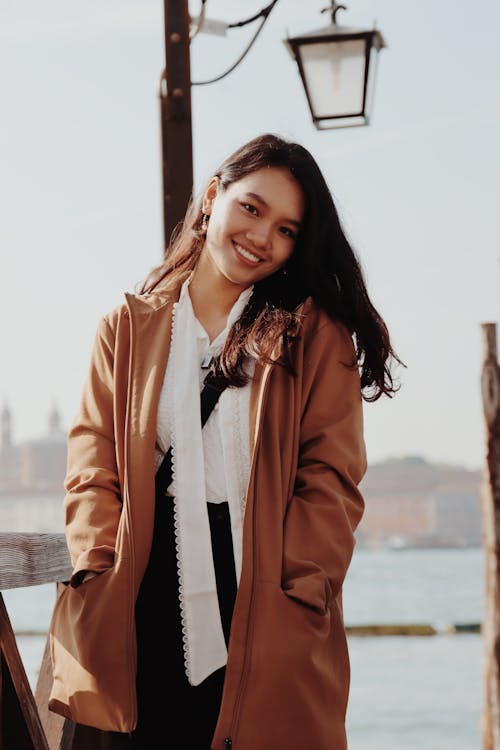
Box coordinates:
[282,319,367,614]
[64,314,123,587]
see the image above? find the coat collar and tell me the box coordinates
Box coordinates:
[124,287,175,316]
[122,282,270,453]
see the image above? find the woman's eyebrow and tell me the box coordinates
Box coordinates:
[243,192,302,228]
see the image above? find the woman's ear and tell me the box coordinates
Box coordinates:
[202,176,220,214]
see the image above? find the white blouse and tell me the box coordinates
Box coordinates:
[154,276,254,685]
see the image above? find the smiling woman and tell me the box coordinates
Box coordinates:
[48,132,403,750]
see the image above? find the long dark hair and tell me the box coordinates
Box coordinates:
[137,133,404,401]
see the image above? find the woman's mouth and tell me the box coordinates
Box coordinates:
[233,241,262,266]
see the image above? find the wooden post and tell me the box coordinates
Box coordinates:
[160,0,193,253]
[480,322,500,750]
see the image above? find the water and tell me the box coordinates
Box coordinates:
[343,546,484,628]
[2,547,486,749]
[348,635,482,750]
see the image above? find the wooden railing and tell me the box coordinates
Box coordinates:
[0,532,71,749]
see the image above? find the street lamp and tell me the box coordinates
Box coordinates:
[160,0,386,248]
[284,2,387,130]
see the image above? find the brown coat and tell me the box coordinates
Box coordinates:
[48,284,367,750]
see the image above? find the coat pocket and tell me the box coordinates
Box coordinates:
[48,559,134,732]
[282,569,333,615]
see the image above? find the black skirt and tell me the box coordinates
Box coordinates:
[131,493,238,749]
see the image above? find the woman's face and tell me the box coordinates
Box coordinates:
[201,166,304,290]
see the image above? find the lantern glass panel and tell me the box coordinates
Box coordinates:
[300,38,367,117]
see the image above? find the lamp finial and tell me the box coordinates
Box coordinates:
[321,1,347,24]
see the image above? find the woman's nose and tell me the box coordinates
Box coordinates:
[246,225,272,249]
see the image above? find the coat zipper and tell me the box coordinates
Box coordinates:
[226,363,273,747]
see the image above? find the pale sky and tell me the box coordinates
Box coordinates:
[1,0,499,471]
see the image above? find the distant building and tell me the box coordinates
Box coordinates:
[357,455,484,549]
[0,401,67,495]
[0,404,485,547]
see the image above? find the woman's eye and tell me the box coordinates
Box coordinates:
[241,203,258,215]
[280,226,297,240]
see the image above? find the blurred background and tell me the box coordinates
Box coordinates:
[1,1,499,748]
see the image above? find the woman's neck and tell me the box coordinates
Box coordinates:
[188,253,250,343]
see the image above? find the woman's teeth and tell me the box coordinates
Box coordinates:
[234,243,261,263]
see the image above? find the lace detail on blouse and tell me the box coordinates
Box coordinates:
[166,298,192,681]
[154,277,254,684]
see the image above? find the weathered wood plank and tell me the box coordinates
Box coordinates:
[0,534,72,591]
[480,322,500,750]
[0,592,50,748]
